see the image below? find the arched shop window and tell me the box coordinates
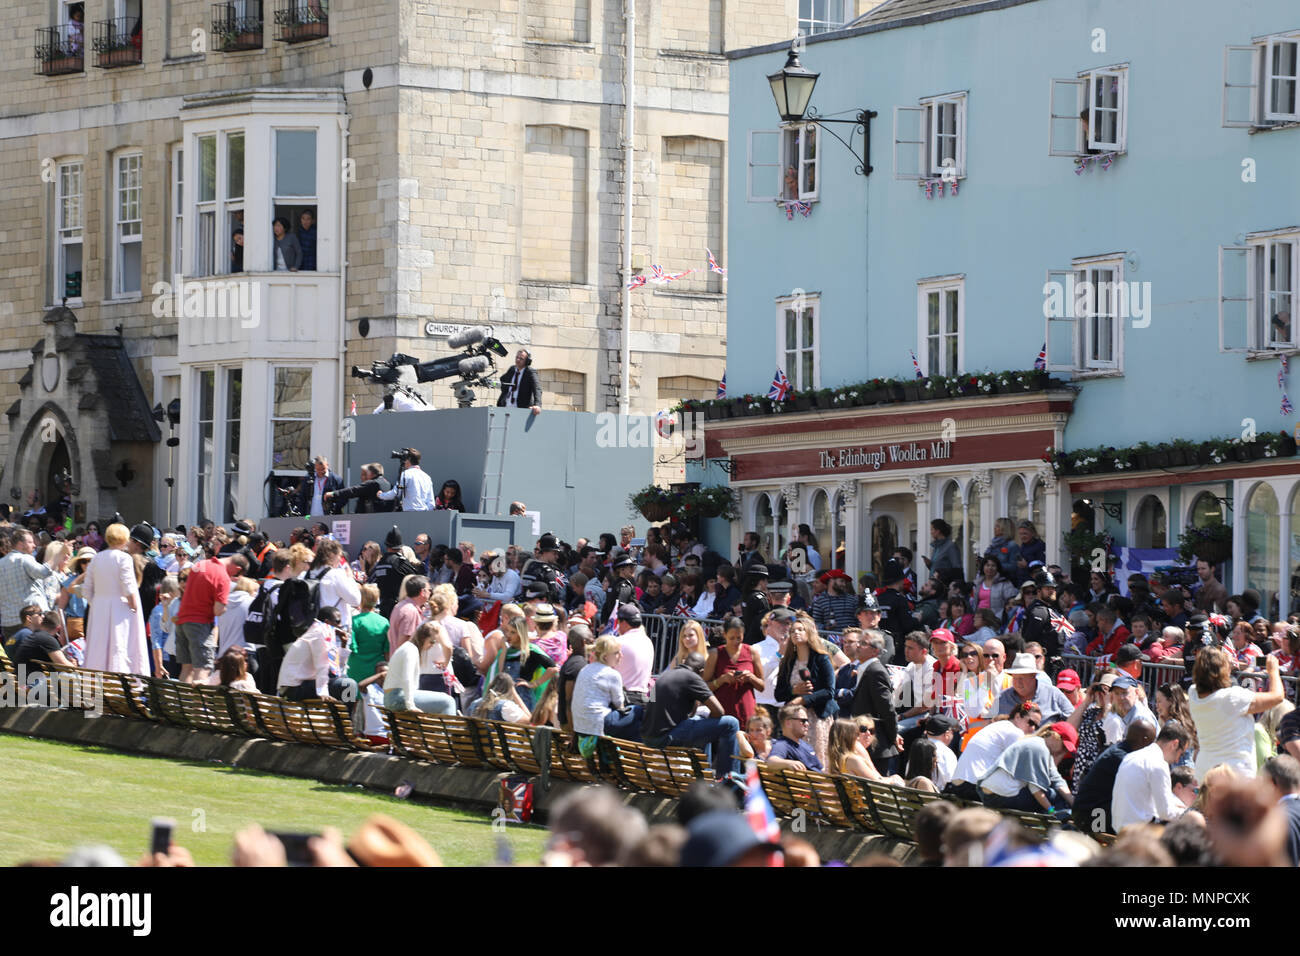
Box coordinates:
[941,480,963,564]
[1007,475,1028,526]
[872,515,897,578]
[811,489,831,563]
[833,490,848,571]
[1190,491,1224,529]
[965,486,982,579]
[1246,483,1280,620]
[1133,495,1167,549]
[756,494,775,561]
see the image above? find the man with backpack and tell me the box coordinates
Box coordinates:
[369,526,418,618]
[245,549,296,693]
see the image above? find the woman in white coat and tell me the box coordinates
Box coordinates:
[82,523,150,675]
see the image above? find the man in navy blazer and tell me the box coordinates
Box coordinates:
[496,349,542,413]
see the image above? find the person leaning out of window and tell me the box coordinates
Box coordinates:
[272,217,301,271]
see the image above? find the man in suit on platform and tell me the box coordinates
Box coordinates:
[496,349,542,414]
[852,629,902,773]
[325,462,393,514]
[293,456,343,517]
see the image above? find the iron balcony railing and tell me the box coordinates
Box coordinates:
[211,1,263,52]
[92,16,143,68]
[274,0,328,43]
[35,23,84,76]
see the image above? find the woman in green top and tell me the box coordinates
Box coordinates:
[348,584,391,682]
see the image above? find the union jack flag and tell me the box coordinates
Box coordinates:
[1284,395,1294,416]
[743,760,784,866]
[707,248,727,276]
[349,396,357,416]
[673,599,693,618]
[1049,609,1075,636]
[1034,343,1047,371]
[627,273,647,290]
[717,373,726,399]
[649,264,669,283]
[769,367,792,401]
[910,350,924,379]
[1006,606,1025,633]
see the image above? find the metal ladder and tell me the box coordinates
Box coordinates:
[479,408,510,514]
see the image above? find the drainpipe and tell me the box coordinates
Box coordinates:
[619,0,635,415]
[336,111,350,482]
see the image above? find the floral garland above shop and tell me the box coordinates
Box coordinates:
[676,369,1056,422]
[1044,431,1298,476]
[628,485,742,524]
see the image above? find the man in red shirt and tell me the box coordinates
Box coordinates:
[173,548,238,684]
[1085,606,1130,658]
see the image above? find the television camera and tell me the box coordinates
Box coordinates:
[350,327,510,409]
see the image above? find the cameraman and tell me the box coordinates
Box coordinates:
[292,456,343,517]
[377,447,434,511]
[325,462,393,514]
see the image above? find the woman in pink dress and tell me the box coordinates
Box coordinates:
[82,524,150,675]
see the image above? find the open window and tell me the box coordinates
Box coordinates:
[1049,68,1127,156]
[1221,231,1299,352]
[1043,256,1126,374]
[1223,32,1300,128]
[747,129,781,202]
[780,123,820,201]
[894,93,967,180]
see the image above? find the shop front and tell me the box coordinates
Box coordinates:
[703,390,1076,580]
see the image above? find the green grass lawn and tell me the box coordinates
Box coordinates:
[0,735,547,867]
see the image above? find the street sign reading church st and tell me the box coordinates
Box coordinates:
[818,439,954,471]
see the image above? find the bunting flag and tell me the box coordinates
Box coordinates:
[910,350,924,380]
[769,367,793,401]
[673,598,693,618]
[349,396,357,416]
[1006,605,1026,634]
[781,200,812,219]
[743,760,784,867]
[950,181,959,196]
[626,273,647,290]
[707,248,727,277]
[716,373,727,399]
[1034,343,1048,371]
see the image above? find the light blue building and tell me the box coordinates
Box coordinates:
[697,0,1300,615]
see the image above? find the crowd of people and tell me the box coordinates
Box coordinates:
[6,505,1300,865]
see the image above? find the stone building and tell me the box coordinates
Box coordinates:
[0,0,874,526]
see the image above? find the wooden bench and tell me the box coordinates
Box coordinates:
[245,695,358,750]
[147,679,254,737]
[596,738,710,796]
[383,708,459,764]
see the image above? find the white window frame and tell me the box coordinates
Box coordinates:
[1044,254,1126,375]
[170,144,183,277]
[1265,33,1300,122]
[775,293,820,391]
[194,133,217,277]
[1048,66,1128,156]
[798,0,846,37]
[916,275,964,377]
[195,367,217,523]
[1220,229,1300,354]
[272,127,318,269]
[747,129,781,203]
[269,365,314,479]
[779,122,821,202]
[53,160,84,306]
[1223,34,1300,129]
[112,152,143,298]
[919,92,967,178]
[1085,68,1127,152]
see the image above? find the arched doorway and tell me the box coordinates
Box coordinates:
[1133,495,1167,548]
[872,514,898,578]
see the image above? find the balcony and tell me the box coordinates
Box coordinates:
[92,17,143,69]
[274,0,328,44]
[34,24,84,76]
[211,2,263,52]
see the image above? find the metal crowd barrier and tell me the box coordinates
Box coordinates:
[1061,653,1298,701]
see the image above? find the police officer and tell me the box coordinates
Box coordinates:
[877,559,919,666]
[601,553,638,624]
[855,591,895,664]
[1020,571,1063,677]
[519,533,567,603]
[1180,612,1229,689]
[741,563,771,645]
[368,526,418,618]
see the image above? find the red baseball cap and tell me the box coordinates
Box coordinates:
[929,628,957,645]
[1049,721,1078,753]
[1056,669,1081,692]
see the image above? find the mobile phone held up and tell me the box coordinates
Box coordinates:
[271,831,320,867]
[150,817,175,857]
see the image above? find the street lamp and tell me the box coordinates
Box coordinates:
[767,45,819,123]
[766,41,877,176]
